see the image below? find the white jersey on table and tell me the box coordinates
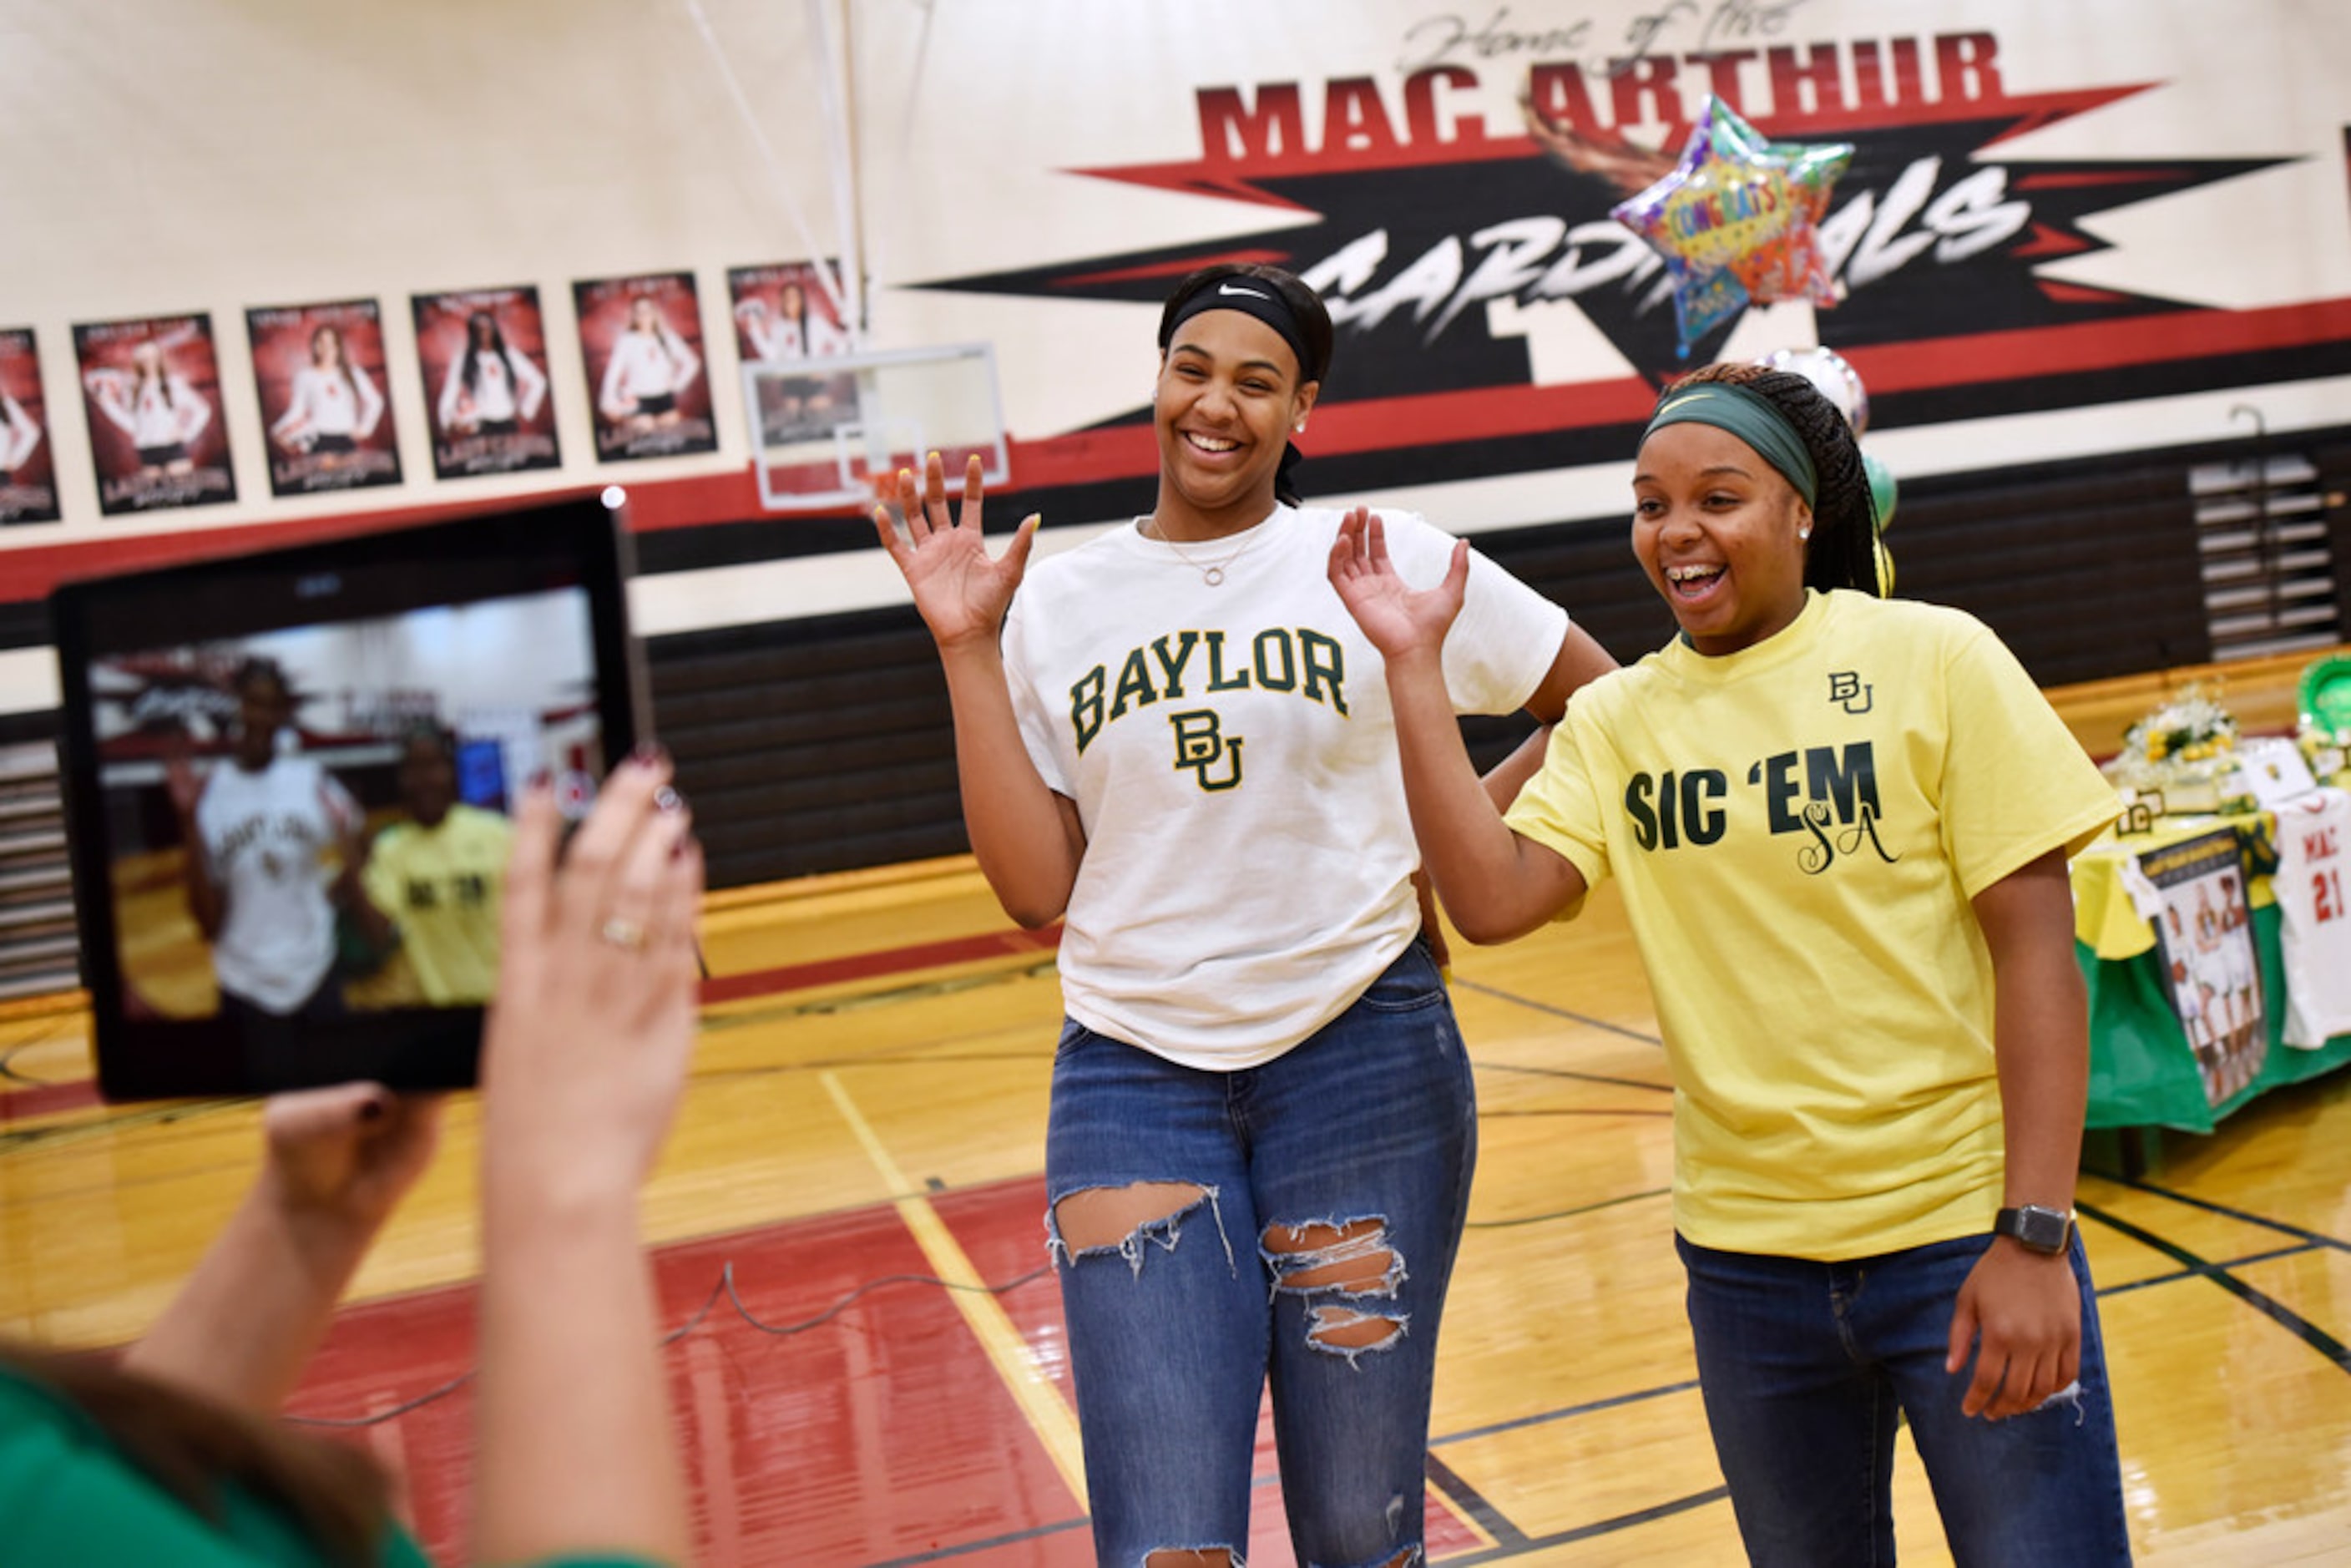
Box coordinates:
[2268,786,2351,1048]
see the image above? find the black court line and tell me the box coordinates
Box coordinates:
[2096,1242,2321,1297]
[2078,1200,2351,1373]
[1439,1485,1732,1562]
[0,1097,245,1155]
[1316,1376,1716,1560]
[696,959,1061,1034]
[0,1017,78,1081]
[863,1515,1088,1565]
[1451,978,1666,1047]
[875,1378,1715,1563]
[1427,1450,1533,1550]
[2105,1174,2351,1252]
[1478,1060,1674,1095]
[872,1476,1725,1565]
[1433,1377,1704,1447]
[1465,1186,1672,1230]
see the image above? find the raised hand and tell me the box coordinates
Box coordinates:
[474,754,700,1567]
[260,1081,444,1237]
[1326,507,1469,664]
[481,752,703,1196]
[123,1081,446,1414]
[872,450,1039,651]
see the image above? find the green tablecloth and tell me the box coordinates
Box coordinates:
[2080,902,2351,1131]
[2074,816,2351,1132]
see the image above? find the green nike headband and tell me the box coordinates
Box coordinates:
[1641,382,1818,506]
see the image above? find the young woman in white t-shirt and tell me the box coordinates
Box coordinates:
[166,659,377,1065]
[733,279,850,365]
[87,340,209,477]
[269,324,385,463]
[436,311,547,437]
[873,263,1615,1566]
[598,296,700,436]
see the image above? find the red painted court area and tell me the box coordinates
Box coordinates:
[291,1173,1482,1565]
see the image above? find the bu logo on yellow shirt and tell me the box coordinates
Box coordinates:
[1828,670,1873,714]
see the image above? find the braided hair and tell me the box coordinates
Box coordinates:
[1156,264,1334,508]
[1662,362,1882,597]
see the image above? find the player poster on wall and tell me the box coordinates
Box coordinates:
[245,299,402,497]
[572,271,715,463]
[410,286,559,480]
[726,260,854,363]
[2141,827,2268,1106]
[726,260,859,447]
[73,313,237,516]
[0,328,60,525]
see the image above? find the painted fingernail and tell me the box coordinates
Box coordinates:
[357,1097,385,1122]
[631,741,668,767]
[526,768,552,792]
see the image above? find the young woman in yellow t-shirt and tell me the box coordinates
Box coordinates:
[1327,361,2132,1566]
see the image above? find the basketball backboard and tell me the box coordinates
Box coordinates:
[745,342,1009,512]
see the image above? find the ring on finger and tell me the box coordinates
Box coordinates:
[599,915,650,952]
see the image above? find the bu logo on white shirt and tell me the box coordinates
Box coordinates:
[1168,710,1243,791]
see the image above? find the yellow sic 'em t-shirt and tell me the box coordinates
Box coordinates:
[362,804,515,1005]
[1504,590,2120,1261]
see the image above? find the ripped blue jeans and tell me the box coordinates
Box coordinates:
[1045,939,1474,1568]
[1677,1230,2132,1566]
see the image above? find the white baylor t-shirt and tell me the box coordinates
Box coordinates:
[195,755,357,1014]
[1003,505,1567,1070]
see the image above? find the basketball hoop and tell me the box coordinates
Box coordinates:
[746,342,1010,513]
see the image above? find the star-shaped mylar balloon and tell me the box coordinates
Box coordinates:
[1610,97,1854,354]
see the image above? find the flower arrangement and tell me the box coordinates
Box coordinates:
[2104,682,2249,814]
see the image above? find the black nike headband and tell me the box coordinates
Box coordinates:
[1160,277,1320,383]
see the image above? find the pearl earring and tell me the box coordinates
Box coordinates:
[1799,528,1812,539]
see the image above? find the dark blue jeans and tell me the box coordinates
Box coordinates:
[1677,1231,2132,1566]
[1045,940,1474,1568]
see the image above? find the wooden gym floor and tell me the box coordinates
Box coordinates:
[2,651,2346,1565]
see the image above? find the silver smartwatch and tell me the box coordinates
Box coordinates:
[1993,1205,2075,1255]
